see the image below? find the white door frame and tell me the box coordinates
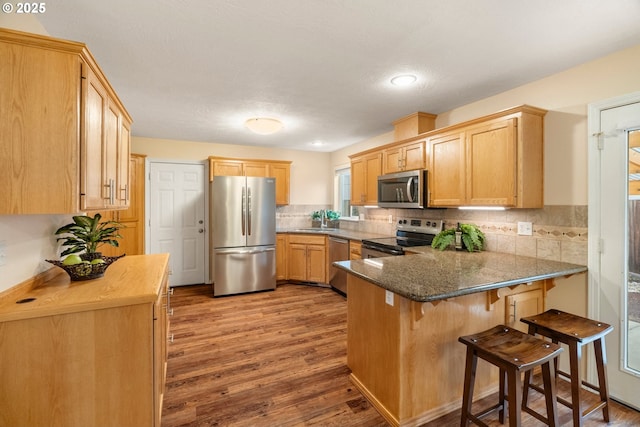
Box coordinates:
[588,90,640,408]
[145,158,210,284]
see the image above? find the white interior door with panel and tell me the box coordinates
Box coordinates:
[149,161,207,286]
[589,92,640,410]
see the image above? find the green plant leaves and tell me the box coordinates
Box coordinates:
[431,223,485,252]
[54,213,123,255]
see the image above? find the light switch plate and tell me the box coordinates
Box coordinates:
[385,290,394,306]
[517,222,533,236]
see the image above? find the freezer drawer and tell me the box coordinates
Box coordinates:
[214,246,276,296]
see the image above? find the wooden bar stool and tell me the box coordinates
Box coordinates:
[520,309,613,426]
[459,325,563,426]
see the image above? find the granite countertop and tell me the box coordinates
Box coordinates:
[276,227,388,242]
[334,248,587,302]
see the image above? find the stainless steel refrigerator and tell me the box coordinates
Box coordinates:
[211,176,276,296]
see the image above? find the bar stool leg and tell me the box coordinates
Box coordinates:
[594,337,611,422]
[568,340,583,427]
[461,347,477,427]
[506,368,522,427]
[541,361,559,427]
[498,368,506,424]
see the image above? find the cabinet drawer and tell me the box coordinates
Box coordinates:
[288,234,326,245]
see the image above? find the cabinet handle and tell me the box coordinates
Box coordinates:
[124,184,129,201]
[168,333,174,343]
[511,301,517,321]
[110,179,115,205]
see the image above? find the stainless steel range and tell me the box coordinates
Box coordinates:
[361,218,444,258]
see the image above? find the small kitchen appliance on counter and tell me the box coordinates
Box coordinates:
[361,218,443,258]
[211,176,276,296]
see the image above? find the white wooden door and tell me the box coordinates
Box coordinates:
[149,161,206,286]
[589,92,640,409]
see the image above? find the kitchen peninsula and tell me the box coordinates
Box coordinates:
[334,249,587,427]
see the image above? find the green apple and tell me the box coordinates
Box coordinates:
[90,258,105,264]
[62,254,82,265]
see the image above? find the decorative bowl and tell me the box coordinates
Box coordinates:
[46,254,125,281]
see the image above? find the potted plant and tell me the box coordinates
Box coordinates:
[55,213,123,259]
[47,213,124,280]
[431,223,486,252]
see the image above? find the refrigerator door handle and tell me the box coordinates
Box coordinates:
[241,186,246,236]
[247,187,252,236]
[215,247,276,255]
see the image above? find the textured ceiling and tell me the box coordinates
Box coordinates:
[37,0,640,152]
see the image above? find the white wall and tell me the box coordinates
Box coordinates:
[132,137,333,205]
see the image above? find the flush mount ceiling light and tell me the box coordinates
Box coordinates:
[244,117,283,135]
[390,74,417,87]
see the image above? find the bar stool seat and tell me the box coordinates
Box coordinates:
[520,309,613,427]
[459,325,563,426]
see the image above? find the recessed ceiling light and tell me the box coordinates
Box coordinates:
[390,74,417,86]
[244,117,283,135]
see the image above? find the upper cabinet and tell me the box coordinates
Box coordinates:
[209,156,291,205]
[382,138,427,174]
[350,151,382,206]
[428,105,546,208]
[0,28,132,214]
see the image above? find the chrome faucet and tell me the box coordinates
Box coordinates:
[320,209,327,228]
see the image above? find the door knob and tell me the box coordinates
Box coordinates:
[199,228,204,233]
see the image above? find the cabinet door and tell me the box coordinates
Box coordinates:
[383,146,403,174]
[307,244,326,283]
[116,118,131,207]
[212,160,244,177]
[351,157,366,205]
[268,163,290,205]
[349,241,362,260]
[428,132,466,206]
[276,234,287,280]
[244,162,269,177]
[82,65,109,210]
[403,139,426,171]
[467,119,516,206]
[364,152,382,205]
[505,288,544,333]
[104,100,120,207]
[287,243,307,281]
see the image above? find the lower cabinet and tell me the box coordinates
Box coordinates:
[0,254,170,427]
[504,286,544,333]
[287,234,327,283]
[276,234,288,281]
[349,240,362,260]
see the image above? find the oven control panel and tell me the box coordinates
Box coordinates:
[396,218,443,235]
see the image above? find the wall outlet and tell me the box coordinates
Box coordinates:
[388,214,393,224]
[517,222,533,236]
[385,290,394,306]
[0,240,6,267]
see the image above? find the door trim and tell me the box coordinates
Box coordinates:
[145,158,211,284]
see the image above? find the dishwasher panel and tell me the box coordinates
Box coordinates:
[329,237,349,296]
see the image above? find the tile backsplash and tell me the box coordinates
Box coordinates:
[277,205,587,265]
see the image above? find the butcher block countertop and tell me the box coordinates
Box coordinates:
[334,247,587,302]
[0,253,170,322]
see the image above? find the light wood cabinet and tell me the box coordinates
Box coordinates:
[0,254,170,427]
[276,234,288,281]
[428,106,546,208]
[287,234,327,283]
[383,139,426,174]
[349,240,362,260]
[96,154,146,257]
[209,156,291,205]
[350,152,382,206]
[0,28,132,214]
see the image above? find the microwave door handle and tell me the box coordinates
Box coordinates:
[406,177,414,202]
[399,187,404,202]
[395,187,400,202]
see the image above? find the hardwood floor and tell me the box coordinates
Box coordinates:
[162,283,640,426]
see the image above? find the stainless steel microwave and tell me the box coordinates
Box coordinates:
[377,170,427,208]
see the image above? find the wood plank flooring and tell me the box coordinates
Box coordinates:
[162,283,640,426]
